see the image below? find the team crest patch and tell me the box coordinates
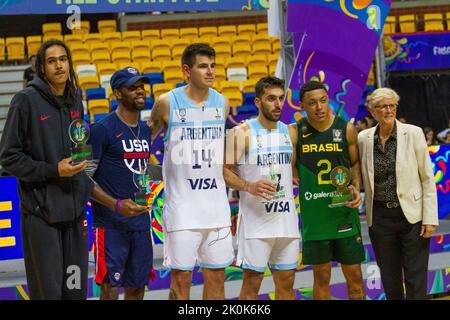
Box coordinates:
[333,129,343,142]
[177,108,187,122]
[283,133,290,145]
[215,107,222,119]
[256,135,263,149]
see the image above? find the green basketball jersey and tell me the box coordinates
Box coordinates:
[296,116,360,241]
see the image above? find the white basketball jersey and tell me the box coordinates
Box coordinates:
[237,119,300,239]
[162,86,231,232]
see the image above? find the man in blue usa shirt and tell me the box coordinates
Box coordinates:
[88,67,153,300]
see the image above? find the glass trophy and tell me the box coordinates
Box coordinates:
[133,170,148,206]
[328,166,353,208]
[68,119,92,164]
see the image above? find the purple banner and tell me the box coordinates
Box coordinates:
[283,0,392,124]
[385,32,450,71]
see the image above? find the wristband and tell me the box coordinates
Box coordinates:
[115,199,121,213]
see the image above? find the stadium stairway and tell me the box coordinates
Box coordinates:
[0,65,27,141]
[1,218,449,300]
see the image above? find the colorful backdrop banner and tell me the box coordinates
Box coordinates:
[283,0,392,124]
[0,0,268,15]
[384,32,450,72]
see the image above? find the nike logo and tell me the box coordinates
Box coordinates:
[115,133,124,138]
[40,115,50,121]
[302,133,312,138]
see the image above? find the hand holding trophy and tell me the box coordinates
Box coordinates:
[68,119,93,165]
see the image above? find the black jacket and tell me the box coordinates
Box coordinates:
[0,76,94,224]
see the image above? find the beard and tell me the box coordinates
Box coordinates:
[260,104,280,122]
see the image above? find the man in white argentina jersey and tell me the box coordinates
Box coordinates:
[149,43,233,300]
[224,77,300,300]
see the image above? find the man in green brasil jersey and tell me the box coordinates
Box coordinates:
[291,81,365,300]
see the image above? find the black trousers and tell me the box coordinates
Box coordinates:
[368,204,430,300]
[20,211,89,300]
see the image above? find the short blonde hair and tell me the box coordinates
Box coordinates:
[366,87,400,110]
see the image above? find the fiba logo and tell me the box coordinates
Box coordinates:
[114,273,121,281]
[305,192,312,200]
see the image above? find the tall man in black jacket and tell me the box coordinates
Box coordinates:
[0,40,148,300]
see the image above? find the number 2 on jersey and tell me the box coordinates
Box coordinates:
[317,159,332,184]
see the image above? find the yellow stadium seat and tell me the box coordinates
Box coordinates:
[253,42,271,56]
[132,50,151,64]
[43,34,63,43]
[140,61,162,74]
[83,33,102,47]
[246,55,267,69]
[268,53,279,67]
[269,64,276,76]
[180,27,198,39]
[102,32,121,43]
[171,38,190,52]
[424,13,444,32]
[91,51,110,65]
[131,40,151,52]
[215,43,232,59]
[172,47,185,61]
[242,78,258,93]
[144,84,151,97]
[272,41,281,54]
[163,60,181,74]
[219,80,241,94]
[0,38,5,61]
[110,41,130,55]
[153,83,175,100]
[42,23,61,36]
[218,25,237,38]
[90,42,109,56]
[98,20,117,34]
[117,62,140,70]
[151,39,171,52]
[112,51,131,66]
[215,68,226,83]
[231,35,252,48]
[161,28,180,40]
[70,43,90,56]
[70,20,90,35]
[64,34,83,48]
[188,36,208,45]
[367,65,375,86]
[152,48,171,62]
[26,36,42,56]
[225,56,246,69]
[199,26,217,38]
[88,99,110,123]
[237,24,256,36]
[223,91,243,115]
[383,16,397,35]
[107,87,115,100]
[73,53,91,66]
[122,30,141,42]
[447,12,450,31]
[211,36,231,48]
[248,65,268,79]
[97,63,117,77]
[141,29,160,41]
[256,23,268,35]
[232,43,251,58]
[252,33,270,47]
[214,57,226,70]
[164,71,184,85]
[79,76,100,93]
[398,14,416,33]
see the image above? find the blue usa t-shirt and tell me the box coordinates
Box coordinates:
[89,112,151,231]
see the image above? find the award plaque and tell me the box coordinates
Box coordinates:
[133,170,148,206]
[68,119,92,164]
[328,166,353,208]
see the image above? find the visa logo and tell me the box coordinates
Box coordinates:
[265,201,290,213]
[188,178,218,190]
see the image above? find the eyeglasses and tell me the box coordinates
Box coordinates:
[375,104,398,111]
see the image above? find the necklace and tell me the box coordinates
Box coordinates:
[116,111,140,140]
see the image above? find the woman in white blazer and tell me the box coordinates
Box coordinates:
[358,88,439,300]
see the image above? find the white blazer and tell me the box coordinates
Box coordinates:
[358,120,439,227]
